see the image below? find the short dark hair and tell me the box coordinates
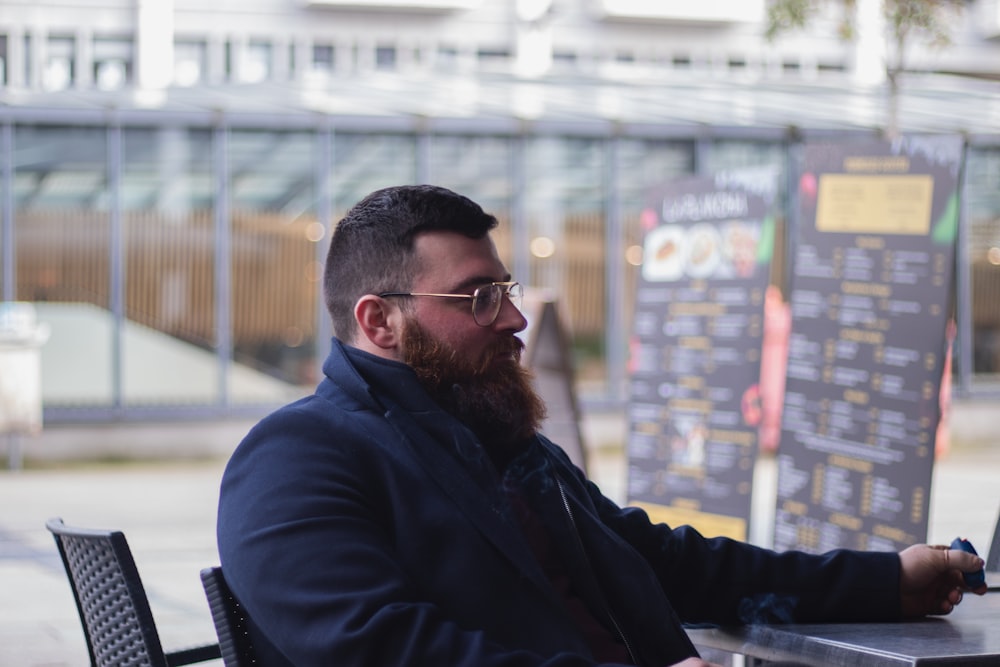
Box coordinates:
[324,184,499,341]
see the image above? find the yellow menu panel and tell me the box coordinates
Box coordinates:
[816,174,933,235]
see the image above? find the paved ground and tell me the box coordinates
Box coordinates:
[1,459,227,666]
[1,437,998,666]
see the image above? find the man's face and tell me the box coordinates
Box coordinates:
[399,231,544,446]
[401,231,528,365]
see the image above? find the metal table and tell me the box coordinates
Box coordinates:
[687,591,1000,666]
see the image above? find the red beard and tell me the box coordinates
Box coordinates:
[402,318,546,450]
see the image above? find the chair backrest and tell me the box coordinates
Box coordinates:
[46,517,220,667]
[200,566,259,667]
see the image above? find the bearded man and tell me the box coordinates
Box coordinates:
[217,185,985,667]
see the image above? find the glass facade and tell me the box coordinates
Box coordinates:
[2,118,998,422]
[963,147,1000,389]
[425,133,516,262]
[330,133,417,211]
[14,125,111,408]
[522,136,606,379]
[227,128,320,398]
[121,126,216,407]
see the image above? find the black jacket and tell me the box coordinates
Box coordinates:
[217,339,902,666]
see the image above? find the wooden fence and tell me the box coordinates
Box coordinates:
[15,210,319,349]
[12,209,1000,366]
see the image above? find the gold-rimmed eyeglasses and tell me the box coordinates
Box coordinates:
[378,281,523,327]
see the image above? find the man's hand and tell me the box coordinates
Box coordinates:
[899,543,988,617]
[669,659,722,667]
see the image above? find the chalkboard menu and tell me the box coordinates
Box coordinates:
[773,137,963,553]
[627,170,777,541]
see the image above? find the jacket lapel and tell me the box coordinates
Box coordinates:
[383,402,556,591]
[324,340,559,601]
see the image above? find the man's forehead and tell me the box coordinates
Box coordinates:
[413,229,497,258]
[412,231,506,284]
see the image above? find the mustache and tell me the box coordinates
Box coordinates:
[472,336,525,374]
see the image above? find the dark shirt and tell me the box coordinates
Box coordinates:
[484,437,630,664]
[503,481,632,663]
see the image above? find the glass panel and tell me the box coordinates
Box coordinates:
[522,136,605,385]
[22,33,31,86]
[964,147,1000,386]
[331,133,417,215]
[14,125,110,407]
[375,45,397,70]
[0,34,8,86]
[44,35,74,91]
[312,44,334,73]
[244,40,272,83]
[93,36,133,89]
[426,134,514,263]
[228,128,319,401]
[704,140,786,173]
[120,126,219,406]
[174,39,206,86]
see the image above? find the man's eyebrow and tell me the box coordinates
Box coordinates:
[449,274,512,293]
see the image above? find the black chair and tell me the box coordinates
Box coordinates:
[200,566,258,667]
[46,517,222,667]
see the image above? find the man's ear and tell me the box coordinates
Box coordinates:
[354,295,402,352]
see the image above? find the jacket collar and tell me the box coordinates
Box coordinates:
[318,338,439,413]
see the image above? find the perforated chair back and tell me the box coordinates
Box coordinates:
[46,517,221,667]
[200,566,259,667]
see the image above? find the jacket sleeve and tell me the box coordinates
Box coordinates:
[554,448,902,626]
[217,404,629,667]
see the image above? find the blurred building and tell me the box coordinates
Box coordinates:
[1,0,999,426]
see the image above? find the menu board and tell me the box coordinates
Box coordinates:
[773,137,963,553]
[627,169,777,541]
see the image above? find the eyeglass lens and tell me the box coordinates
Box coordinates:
[473,283,522,325]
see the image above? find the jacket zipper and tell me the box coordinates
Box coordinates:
[556,477,639,665]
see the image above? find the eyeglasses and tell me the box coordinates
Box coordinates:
[378,281,523,327]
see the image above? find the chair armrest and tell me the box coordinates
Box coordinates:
[164,642,222,666]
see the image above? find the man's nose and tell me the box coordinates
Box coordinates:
[495,293,528,333]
